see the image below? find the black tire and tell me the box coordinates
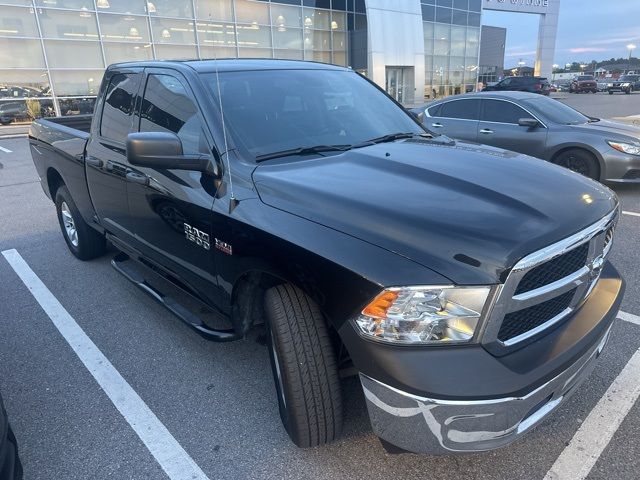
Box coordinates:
[554,149,600,180]
[264,284,342,448]
[626,86,633,94]
[55,185,106,260]
[609,90,614,95]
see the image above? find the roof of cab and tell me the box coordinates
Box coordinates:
[108,58,350,73]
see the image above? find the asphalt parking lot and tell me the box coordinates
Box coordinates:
[1,125,639,479]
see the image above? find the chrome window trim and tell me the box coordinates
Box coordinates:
[482,206,619,348]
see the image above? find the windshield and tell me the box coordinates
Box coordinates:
[577,76,594,81]
[619,75,638,82]
[521,97,590,125]
[203,69,423,158]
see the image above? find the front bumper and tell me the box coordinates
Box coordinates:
[361,324,611,454]
[603,148,640,182]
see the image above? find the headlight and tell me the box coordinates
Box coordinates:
[607,83,614,87]
[353,286,492,345]
[608,140,640,156]
[622,83,631,87]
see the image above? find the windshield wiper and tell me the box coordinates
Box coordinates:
[352,132,429,149]
[255,144,352,162]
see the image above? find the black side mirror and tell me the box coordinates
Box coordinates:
[126,132,219,176]
[518,117,540,128]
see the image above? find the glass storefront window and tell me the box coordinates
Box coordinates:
[0,6,39,37]
[199,45,236,59]
[0,97,55,124]
[466,26,479,57]
[0,38,45,68]
[197,22,237,49]
[423,22,434,56]
[34,0,96,9]
[99,13,150,43]
[237,47,272,59]
[154,43,197,59]
[59,97,96,116]
[38,8,100,40]
[104,42,153,64]
[2,0,32,5]
[195,0,233,22]
[149,0,194,18]
[434,23,450,56]
[310,50,331,63]
[49,69,104,95]
[304,30,330,51]
[151,17,196,44]
[45,40,104,68]
[271,4,302,29]
[450,25,465,57]
[235,0,270,25]
[273,28,303,50]
[236,23,271,49]
[332,31,346,50]
[0,70,50,99]
[302,8,331,31]
[332,51,346,66]
[94,0,147,14]
[331,11,346,31]
[274,49,303,60]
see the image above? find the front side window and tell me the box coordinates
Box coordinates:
[139,74,207,155]
[204,69,423,158]
[438,99,480,120]
[100,72,140,143]
[481,99,529,124]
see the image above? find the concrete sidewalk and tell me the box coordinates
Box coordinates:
[0,124,29,138]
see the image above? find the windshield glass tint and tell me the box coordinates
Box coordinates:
[522,97,589,125]
[203,69,423,157]
[620,76,638,82]
[577,76,594,81]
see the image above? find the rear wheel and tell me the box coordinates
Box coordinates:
[609,90,614,95]
[55,185,106,260]
[264,284,343,448]
[554,149,600,180]
[626,86,633,94]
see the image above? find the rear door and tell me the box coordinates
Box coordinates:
[477,99,548,158]
[123,69,221,304]
[85,69,142,238]
[425,98,480,142]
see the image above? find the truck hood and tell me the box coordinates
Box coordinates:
[252,140,617,284]
[569,119,640,140]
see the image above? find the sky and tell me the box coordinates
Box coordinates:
[482,0,640,68]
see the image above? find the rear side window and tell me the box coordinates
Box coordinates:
[100,72,140,143]
[139,74,207,155]
[438,99,480,120]
[427,103,442,117]
[481,99,529,124]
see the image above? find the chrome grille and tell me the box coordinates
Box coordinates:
[483,208,618,349]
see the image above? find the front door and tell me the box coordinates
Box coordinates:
[124,70,221,305]
[477,99,548,159]
[386,67,414,104]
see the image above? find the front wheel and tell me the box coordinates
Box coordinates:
[626,86,633,94]
[55,185,106,260]
[609,90,614,95]
[264,284,343,448]
[554,149,600,180]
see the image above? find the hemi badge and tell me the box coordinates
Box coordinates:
[215,238,233,255]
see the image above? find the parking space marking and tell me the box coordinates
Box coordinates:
[544,346,640,480]
[1,249,211,480]
[618,311,640,326]
[0,145,12,153]
[622,210,640,218]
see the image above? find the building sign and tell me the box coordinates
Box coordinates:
[484,0,553,14]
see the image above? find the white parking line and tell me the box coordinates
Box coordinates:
[622,210,640,218]
[0,145,12,153]
[1,249,210,480]
[544,311,640,480]
[619,311,640,326]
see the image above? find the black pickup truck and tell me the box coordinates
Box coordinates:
[29,60,624,454]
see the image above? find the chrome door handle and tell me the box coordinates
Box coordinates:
[431,122,443,128]
[126,171,149,186]
[480,129,494,134]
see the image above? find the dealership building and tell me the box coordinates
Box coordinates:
[0,0,559,119]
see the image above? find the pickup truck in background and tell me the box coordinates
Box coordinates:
[29,60,624,454]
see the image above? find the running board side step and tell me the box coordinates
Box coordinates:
[111,252,240,342]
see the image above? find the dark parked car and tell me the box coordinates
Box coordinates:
[483,76,551,95]
[569,75,598,93]
[0,102,27,125]
[0,393,22,480]
[29,60,624,454]
[413,91,640,181]
[607,75,640,94]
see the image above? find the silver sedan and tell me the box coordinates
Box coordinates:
[411,91,640,182]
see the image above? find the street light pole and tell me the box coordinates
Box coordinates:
[628,44,636,73]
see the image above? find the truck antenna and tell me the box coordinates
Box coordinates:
[210,15,238,213]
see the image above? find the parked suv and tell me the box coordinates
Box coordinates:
[483,76,551,95]
[607,75,640,94]
[570,76,598,94]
